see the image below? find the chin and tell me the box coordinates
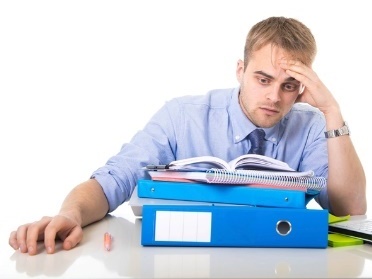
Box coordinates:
[257,118,280,128]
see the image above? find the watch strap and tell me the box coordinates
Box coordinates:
[324,122,350,138]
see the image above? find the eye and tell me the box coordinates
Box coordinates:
[257,77,270,85]
[282,83,299,92]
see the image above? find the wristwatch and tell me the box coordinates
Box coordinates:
[324,122,350,138]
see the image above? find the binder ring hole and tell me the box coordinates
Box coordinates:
[276,220,292,236]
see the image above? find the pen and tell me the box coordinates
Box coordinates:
[104,232,112,251]
[146,164,170,170]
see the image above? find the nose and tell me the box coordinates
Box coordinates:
[265,84,281,102]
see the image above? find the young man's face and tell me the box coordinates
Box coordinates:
[236,44,302,128]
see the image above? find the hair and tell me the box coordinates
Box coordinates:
[244,17,317,69]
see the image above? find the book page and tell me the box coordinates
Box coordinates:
[228,154,295,172]
[168,156,231,170]
[166,154,296,172]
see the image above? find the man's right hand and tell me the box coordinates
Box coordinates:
[9,214,83,255]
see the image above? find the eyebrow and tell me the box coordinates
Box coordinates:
[254,71,298,82]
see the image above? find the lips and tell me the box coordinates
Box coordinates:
[260,106,280,115]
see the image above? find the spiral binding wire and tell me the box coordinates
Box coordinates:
[205,169,326,191]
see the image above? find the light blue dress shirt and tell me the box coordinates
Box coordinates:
[92,87,329,212]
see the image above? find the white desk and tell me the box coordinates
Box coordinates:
[2,205,372,278]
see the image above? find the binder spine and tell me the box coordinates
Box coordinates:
[141,205,329,248]
[205,169,326,190]
[137,179,308,209]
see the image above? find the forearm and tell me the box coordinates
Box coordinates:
[281,59,367,215]
[59,179,109,228]
[325,111,367,216]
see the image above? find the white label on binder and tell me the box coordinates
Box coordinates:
[155,211,212,242]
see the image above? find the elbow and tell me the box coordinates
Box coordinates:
[351,181,368,215]
[330,196,367,217]
[328,176,367,216]
[349,199,367,216]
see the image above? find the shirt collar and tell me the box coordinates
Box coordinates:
[228,87,281,145]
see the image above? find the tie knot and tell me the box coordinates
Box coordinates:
[247,129,266,155]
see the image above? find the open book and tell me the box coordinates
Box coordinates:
[145,154,326,192]
[146,154,299,172]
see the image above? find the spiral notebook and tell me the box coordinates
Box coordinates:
[147,169,326,192]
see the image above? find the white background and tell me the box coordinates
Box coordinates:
[1,0,371,260]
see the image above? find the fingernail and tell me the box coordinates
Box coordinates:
[64,241,72,250]
[28,246,34,254]
[19,244,26,252]
[47,246,53,254]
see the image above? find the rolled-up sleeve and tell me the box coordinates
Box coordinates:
[91,100,180,212]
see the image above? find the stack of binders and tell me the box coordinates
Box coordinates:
[131,179,329,248]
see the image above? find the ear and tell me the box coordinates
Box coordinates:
[299,83,305,94]
[236,59,244,83]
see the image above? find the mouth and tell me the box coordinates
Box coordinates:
[260,106,280,116]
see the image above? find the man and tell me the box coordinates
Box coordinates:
[9,16,366,255]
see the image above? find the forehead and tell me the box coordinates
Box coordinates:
[251,44,292,68]
[248,44,295,80]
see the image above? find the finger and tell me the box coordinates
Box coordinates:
[11,223,32,253]
[26,217,53,255]
[284,69,312,86]
[279,60,317,82]
[43,217,67,254]
[43,215,83,253]
[9,230,22,251]
[62,226,83,251]
[283,59,302,66]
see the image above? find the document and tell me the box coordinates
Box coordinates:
[146,154,295,172]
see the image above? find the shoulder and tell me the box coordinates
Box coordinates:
[284,103,326,133]
[288,103,325,121]
[166,87,236,109]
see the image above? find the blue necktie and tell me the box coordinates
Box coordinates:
[247,129,266,155]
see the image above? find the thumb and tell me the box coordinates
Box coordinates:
[62,227,83,251]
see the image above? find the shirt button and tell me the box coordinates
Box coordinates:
[235,135,240,141]
[271,137,277,142]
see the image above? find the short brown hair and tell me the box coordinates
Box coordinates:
[244,17,317,69]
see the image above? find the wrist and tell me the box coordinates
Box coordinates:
[323,106,344,131]
[324,121,350,138]
[58,209,83,227]
[322,103,341,121]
